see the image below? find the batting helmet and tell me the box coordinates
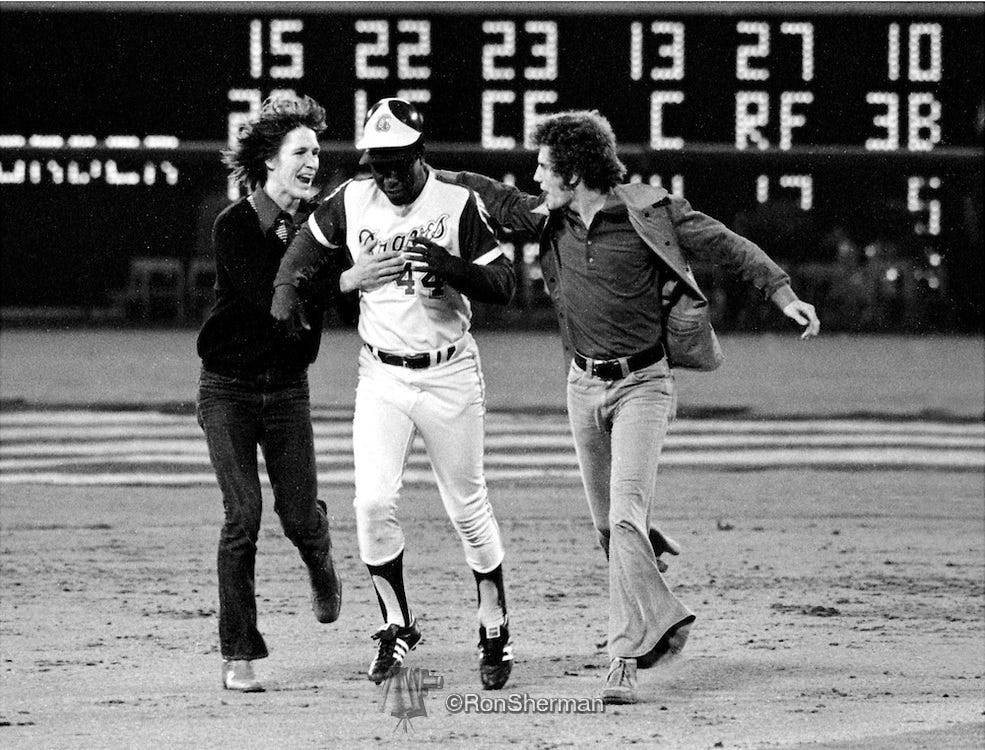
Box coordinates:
[357,98,425,163]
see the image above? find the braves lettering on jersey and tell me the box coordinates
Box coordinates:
[307,170,501,353]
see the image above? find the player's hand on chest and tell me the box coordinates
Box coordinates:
[397,237,454,298]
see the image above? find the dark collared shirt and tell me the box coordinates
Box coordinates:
[556,193,665,360]
[197,188,324,378]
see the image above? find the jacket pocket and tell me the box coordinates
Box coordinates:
[663,290,724,371]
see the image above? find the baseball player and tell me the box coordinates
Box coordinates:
[270,98,516,690]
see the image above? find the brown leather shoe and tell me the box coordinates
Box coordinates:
[309,561,342,624]
[222,660,264,692]
[649,528,681,573]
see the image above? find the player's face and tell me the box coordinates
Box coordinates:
[534,146,574,210]
[265,126,320,205]
[368,154,426,206]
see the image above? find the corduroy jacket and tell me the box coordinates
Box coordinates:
[449,171,799,370]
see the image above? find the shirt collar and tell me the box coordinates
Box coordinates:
[249,187,288,233]
[599,191,627,214]
[560,191,627,223]
[532,190,628,219]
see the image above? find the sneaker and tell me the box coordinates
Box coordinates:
[602,657,638,704]
[222,659,264,693]
[478,617,514,690]
[368,620,422,684]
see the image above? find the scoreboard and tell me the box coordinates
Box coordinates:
[0,2,982,317]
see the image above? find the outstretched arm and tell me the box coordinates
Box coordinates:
[669,196,821,338]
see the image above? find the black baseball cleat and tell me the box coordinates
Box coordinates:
[368,620,422,684]
[478,617,514,690]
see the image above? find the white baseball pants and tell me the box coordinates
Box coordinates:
[352,333,505,573]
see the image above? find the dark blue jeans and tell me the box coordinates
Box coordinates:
[197,367,333,660]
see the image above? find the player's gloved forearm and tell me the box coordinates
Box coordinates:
[404,238,515,305]
[440,255,515,304]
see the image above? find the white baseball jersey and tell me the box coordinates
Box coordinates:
[306,169,502,353]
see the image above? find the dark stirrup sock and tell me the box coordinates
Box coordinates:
[368,550,412,627]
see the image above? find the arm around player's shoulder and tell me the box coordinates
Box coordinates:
[436,168,545,239]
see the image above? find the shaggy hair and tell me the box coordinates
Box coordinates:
[222,95,327,189]
[533,110,626,192]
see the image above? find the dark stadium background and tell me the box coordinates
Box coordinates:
[1,1,982,333]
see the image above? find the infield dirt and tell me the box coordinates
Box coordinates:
[1,329,983,749]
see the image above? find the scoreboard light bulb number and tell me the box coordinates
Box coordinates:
[249,19,304,80]
[755,174,813,210]
[630,21,685,82]
[887,23,942,82]
[907,176,942,236]
[735,21,815,82]
[354,19,432,81]
[481,20,558,82]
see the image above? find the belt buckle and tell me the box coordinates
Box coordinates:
[592,357,629,380]
[593,359,614,380]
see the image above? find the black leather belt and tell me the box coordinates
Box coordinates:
[367,344,457,369]
[573,342,665,380]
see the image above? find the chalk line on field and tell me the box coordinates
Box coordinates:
[0,410,982,485]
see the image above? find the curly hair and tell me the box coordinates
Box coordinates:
[222,95,327,189]
[533,110,626,192]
